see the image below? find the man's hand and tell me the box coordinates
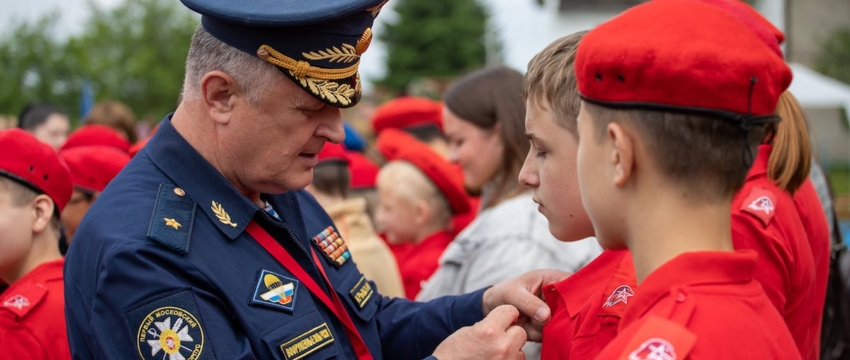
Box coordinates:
[481,269,571,342]
[432,305,527,360]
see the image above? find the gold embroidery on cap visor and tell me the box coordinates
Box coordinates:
[257,44,363,107]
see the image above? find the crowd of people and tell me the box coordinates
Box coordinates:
[0,0,846,359]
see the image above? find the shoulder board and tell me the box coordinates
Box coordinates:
[147,183,196,254]
[740,186,778,227]
[0,282,47,320]
[619,315,697,360]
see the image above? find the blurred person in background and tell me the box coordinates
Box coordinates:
[83,100,138,144]
[306,142,405,298]
[17,103,71,151]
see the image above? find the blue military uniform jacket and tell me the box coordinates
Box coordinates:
[64,116,484,360]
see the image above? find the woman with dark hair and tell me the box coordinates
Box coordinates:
[417,66,600,300]
[18,103,71,150]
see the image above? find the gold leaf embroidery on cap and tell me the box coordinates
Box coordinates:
[211,201,237,227]
[258,44,358,81]
[302,44,359,64]
[356,28,372,55]
[290,72,357,106]
[366,0,388,17]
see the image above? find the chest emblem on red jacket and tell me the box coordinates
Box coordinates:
[628,338,677,360]
[604,285,635,307]
[2,295,30,310]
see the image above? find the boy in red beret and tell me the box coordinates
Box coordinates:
[61,124,131,154]
[306,142,406,298]
[0,128,73,360]
[571,0,799,358]
[375,131,471,299]
[60,145,131,242]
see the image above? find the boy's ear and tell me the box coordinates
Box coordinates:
[607,122,635,187]
[201,71,239,126]
[412,199,431,226]
[31,194,55,234]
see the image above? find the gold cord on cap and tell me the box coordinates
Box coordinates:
[257,44,360,80]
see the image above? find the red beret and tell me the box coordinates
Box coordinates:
[318,142,350,164]
[60,146,131,193]
[576,0,792,118]
[0,129,73,211]
[388,140,470,215]
[371,96,443,135]
[694,0,782,57]
[375,128,421,161]
[62,124,131,153]
[347,152,379,189]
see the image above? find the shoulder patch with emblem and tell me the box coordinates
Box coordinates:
[251,270,299,313]
[0,283,47,319]
[126,290,213,360]
[620,316,696,360]
[147,184,196,254]
[740,186,777,226]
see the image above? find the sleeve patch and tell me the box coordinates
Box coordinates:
[740,187,778,227]
[620,316,696,360]
[0,283,46,319]
[125,290,214,360]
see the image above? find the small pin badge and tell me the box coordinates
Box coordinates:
[164,218,182,230]
[211,201,237,227]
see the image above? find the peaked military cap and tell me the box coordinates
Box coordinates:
[180,0,389,108]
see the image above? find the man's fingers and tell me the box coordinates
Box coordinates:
[522,320,544,342]
[525,269,571,288]
[505,287,551,323]
[482,305,521,328]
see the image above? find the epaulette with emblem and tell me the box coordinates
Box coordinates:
[0,282,47,320]
[619,316,697,360]
[740,186,778,227]
[147,183,196,254]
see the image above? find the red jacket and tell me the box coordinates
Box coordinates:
[541,250,634,360]
[0,259,71,360]
[731,144,826,360]
[392,231,453,299]
[596,251,800,359]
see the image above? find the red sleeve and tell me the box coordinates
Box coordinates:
[0,317,49,359]
[731,208,793,313]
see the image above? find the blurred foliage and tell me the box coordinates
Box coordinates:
[0,0,198,123]
[816,27,850,86]
[376,0,498,94]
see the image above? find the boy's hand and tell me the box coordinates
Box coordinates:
[432,305,527,360]
[481,269,571,341]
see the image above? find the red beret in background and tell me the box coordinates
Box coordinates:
[576,0,792,118]
[61,124,131,154]
[318,142,351,164]
[347,152,380,189]
[60,146,131,193]
[375,128,421,161]
[371,96,443,135]
[0,129,73,211]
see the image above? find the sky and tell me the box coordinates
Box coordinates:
[0,0,549,94]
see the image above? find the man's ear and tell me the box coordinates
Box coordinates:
[200,71,239,125]
[31,194,55,235]
[607,122,635,188]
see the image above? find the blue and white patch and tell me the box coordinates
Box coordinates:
[251,270,299,313]
[126,290,213,360]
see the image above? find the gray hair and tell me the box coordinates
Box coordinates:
[182,26,280,105]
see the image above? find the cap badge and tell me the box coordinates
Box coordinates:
[211,201,237,227]
[312,226,351,267]
[164,218,182,230]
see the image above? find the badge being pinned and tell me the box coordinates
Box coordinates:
[312,226,351,267]
[252,270,299,313]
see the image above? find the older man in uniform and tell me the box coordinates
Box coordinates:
[64,1,562,359]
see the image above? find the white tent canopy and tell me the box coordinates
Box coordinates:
[788,63,850,124]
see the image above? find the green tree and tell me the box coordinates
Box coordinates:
[376,0,497,94]
[0,0,198,122]
[816,28,850,85]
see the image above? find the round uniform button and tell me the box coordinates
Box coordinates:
[174,187,186,197]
